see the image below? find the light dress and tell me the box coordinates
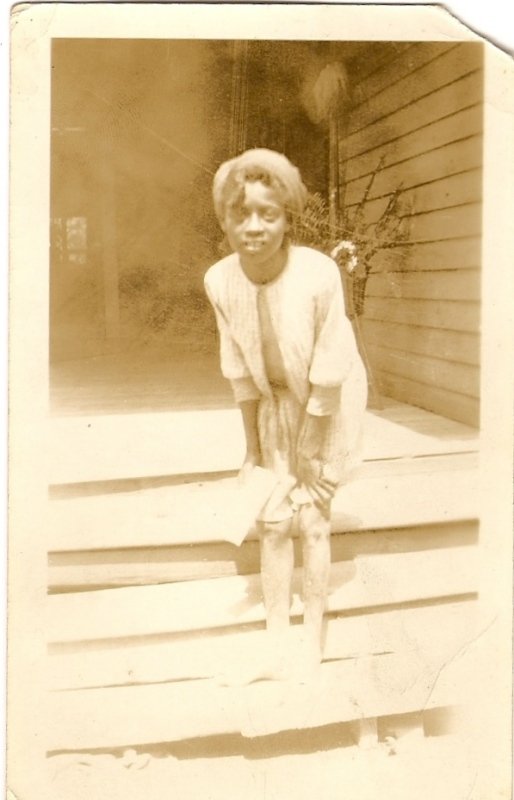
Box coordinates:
[204,245,368,521]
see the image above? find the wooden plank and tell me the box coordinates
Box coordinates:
[48,407,245,484]
[47,541,478,644]
[48,539,261,591]
[344,105,483,184]
[367,345,479,398]
[344,135,483,206]
[48,464,479,552]
[369,236,481,273]
[366,269,481,302]
[48,508,478,590]
[345,169,482,221]
[343,71,482,163]
[357,452,478,477]
[364,298,480,332]
[379,372,480,427]
[362,320,480,366]
[332,471,478,532]
[350,42,414,88]
[49,598,476,691]
[347,44,482,138]
[48,401,478,485]
[404,204,481,242]
[351,43,454,111]
[46,644,475,751]
[351,201,481,246]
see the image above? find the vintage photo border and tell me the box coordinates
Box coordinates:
[8,4,514,798]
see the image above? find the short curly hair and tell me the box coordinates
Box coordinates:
[212,148,308,225]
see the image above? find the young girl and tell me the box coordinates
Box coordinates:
[205,149,367,682]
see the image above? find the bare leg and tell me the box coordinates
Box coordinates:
[259,517,294,637]
[217,517,294,686]
[297,502,331,678]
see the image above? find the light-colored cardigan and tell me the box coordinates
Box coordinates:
[204,245,363,417]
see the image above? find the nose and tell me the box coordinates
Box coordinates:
[245,211,264,234]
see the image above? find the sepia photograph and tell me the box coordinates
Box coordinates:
[8,5,513,800]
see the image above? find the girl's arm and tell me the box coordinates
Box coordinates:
[298,259,361,503]
[204,275,262,478]
[308,259,360,394]
[239,399,261,464]
[238,399,261,482]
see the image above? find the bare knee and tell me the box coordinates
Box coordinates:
[258,518,292,548]
[298,503,331,548]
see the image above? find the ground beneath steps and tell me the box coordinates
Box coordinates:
[48,733,478,800]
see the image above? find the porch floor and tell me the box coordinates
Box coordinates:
[50,349,231,416]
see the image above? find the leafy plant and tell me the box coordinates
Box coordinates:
[291,159,411,318]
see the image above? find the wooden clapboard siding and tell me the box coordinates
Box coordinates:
[372,236,481,273]
[346,43,482,142]
[345,106,483,185]
[362,320,479,366]
[49,596,476,692]
[348,168,482,221]
[344,136,482,206]
[377,373,479,428]
[340,42,483,424]
[350,42,454,111]
[364,298,479,332]
[366,270,480,302]
[367,346,479,397]
[400,203,481,241]
[343,71,482,164]
[349,42,414,91]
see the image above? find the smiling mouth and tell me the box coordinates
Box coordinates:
[243,241,266,251]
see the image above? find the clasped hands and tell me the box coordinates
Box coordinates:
[239,414,338,508]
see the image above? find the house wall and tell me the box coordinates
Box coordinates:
[340,42,483,426]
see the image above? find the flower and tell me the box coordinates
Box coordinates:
[331,240,358,273]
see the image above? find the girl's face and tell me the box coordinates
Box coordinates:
[222,181,288,267]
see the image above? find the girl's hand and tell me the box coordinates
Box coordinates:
[297,455,338,507]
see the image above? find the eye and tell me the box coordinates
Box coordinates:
[228,206,247,223]
[262,209,280,222]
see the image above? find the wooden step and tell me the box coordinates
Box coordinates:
[46,644,473,752]
[48,517,478,592]
[48,403,478,485]
[48,454,479,554]
[47,540,478,644]
[49,597,476,691]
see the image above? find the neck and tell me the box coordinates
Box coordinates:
[240,246,289,285]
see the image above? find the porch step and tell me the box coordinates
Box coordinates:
[47,643,474,752]
[48,452,479,555]
[48,401,478,485]
[46,400,481,753]
[48,529,478,644]
[50,597,476,692]
[49,516,477,593]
